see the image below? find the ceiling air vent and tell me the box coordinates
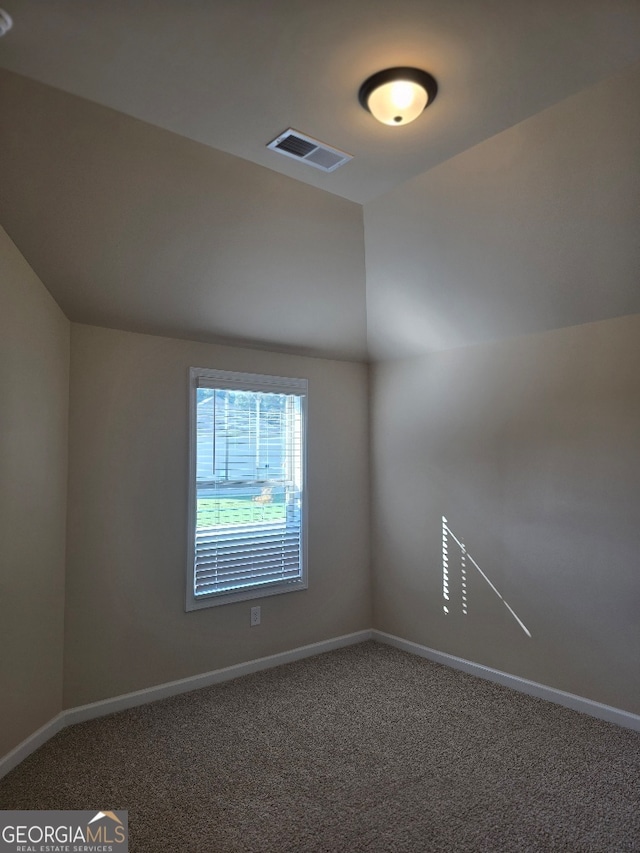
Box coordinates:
[267,129,352,173]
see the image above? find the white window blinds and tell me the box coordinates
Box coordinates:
[187,369,307,609]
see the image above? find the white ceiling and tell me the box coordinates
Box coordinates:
[2,0,640,204]
[1,1,640,361]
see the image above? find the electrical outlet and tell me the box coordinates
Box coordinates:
[250,605,261,626]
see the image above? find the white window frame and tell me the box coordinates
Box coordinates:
[186,367,308,611]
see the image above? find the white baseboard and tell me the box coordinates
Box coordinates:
[4,626,639,780]
[65,629,373,726]
[373,630,640,733]
[0,629,372,780]
[0,713,66,780]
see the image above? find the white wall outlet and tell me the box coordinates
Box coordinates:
[250,605,261,626]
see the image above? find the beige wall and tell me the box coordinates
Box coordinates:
[64,324,371,707]
[371,313,640,714]
[0,227,69,756]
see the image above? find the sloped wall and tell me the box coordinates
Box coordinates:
[364,61,640,359]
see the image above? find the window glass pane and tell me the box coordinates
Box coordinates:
[193,385,304,599]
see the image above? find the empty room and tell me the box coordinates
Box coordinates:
[1,1,639,850]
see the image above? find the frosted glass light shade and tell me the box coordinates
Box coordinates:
[359,67,438,127]
[367,80,428,125]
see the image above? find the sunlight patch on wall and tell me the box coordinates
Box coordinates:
[442,516,532,638]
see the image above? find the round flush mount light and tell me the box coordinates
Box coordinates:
[358,67,438,126]
[0,8,13,37]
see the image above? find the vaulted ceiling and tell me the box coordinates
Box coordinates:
[1,1,640,360]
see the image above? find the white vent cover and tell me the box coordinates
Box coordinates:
[267,129,352,173]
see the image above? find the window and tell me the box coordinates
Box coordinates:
[186,368,307,610]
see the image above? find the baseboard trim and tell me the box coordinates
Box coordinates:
[4,626,639,780]
[0,713,67,780]
[65,629,373,726]
[0,629,372,779]
[373,630,640,733]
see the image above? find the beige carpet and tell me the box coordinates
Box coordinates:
[1,641,639,852]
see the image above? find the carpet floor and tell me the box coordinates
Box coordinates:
[1,641,639,852]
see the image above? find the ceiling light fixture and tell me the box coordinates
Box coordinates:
[358,67,437,127]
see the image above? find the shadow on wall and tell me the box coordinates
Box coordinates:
[442,516,532,638]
